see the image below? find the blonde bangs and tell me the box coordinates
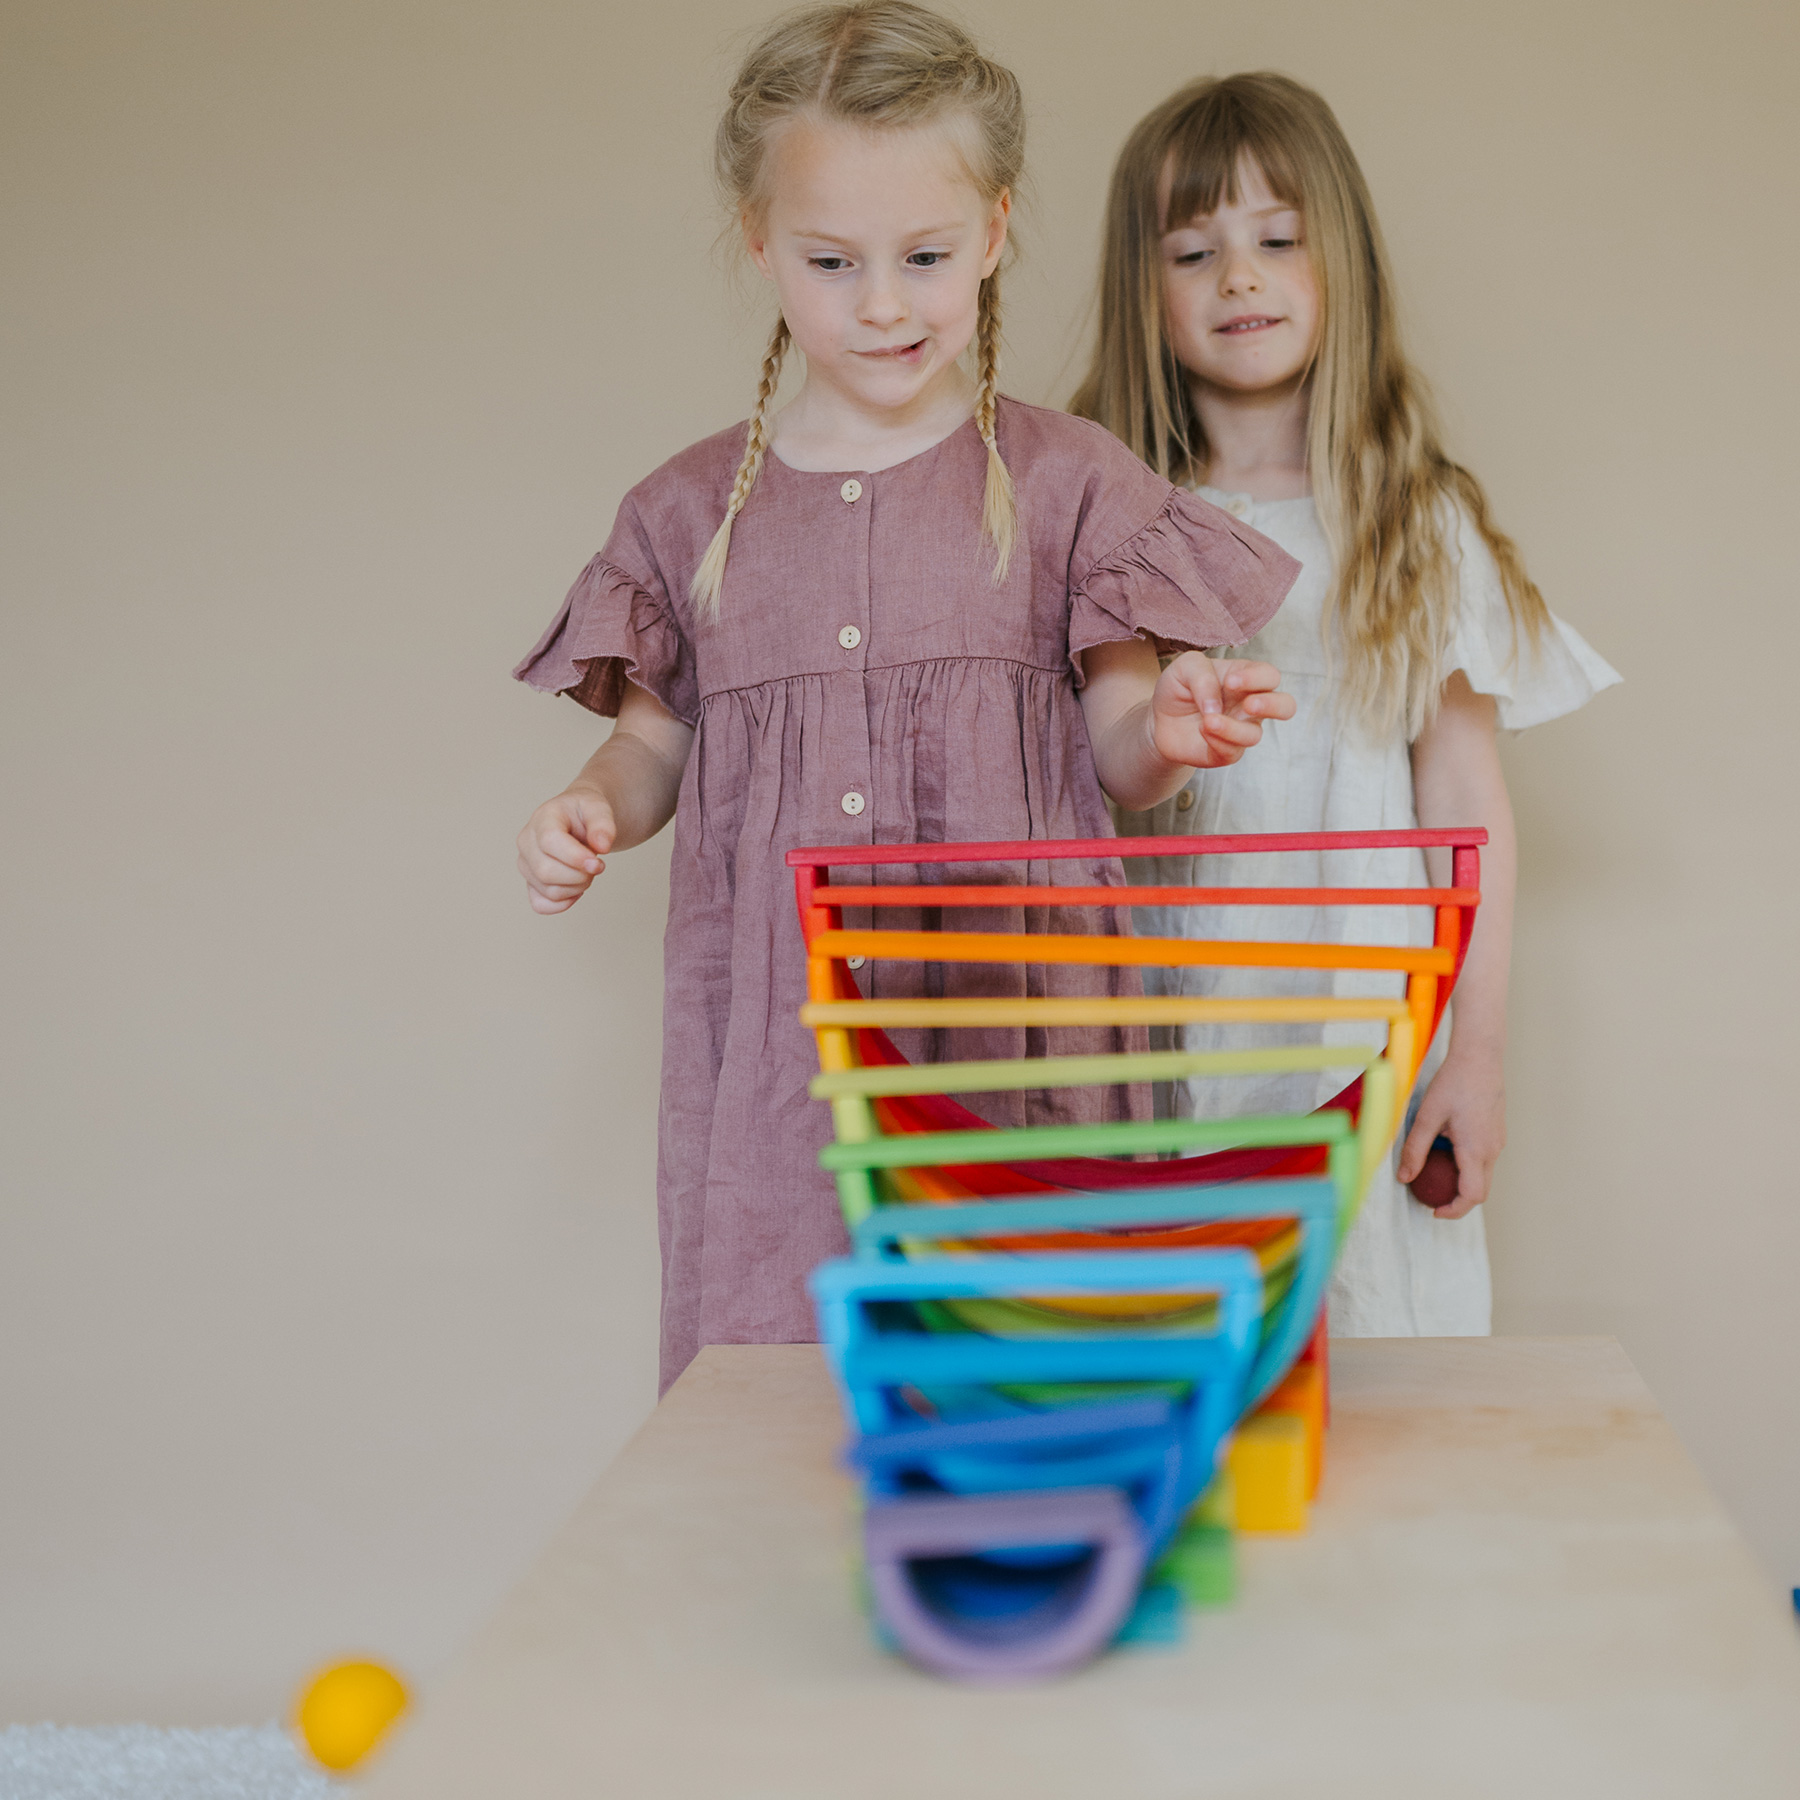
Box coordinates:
[1162,103,1305,234]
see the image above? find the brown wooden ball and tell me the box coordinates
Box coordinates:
[1408,1141,1461,1211]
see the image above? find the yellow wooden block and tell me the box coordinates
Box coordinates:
[1229,1412,1310,1533]
[1262,1360,1326,1499]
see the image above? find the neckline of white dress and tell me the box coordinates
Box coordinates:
[1195,484,1316,513]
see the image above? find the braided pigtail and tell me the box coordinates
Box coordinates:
[690,317,790,619]
[974,274,1016,583]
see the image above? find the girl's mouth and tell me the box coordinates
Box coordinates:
[857,339,929,362]
[1215,316,1283,336]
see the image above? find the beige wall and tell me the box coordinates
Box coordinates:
[3,0,1795,1725]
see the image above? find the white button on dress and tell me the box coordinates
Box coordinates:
[1175,786,1195,811]
[840,479,863,503]
[838,625,862,649]
[840,791,865,816]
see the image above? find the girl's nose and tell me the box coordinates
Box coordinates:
[1217,246,1264,297]
[859,275,908,329]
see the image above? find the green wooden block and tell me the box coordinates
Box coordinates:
[1155,1528,1236,1608]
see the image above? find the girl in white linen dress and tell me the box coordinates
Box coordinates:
[1074,72,1620,1335]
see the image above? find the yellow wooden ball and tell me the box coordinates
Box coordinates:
[295,1660,409,1773]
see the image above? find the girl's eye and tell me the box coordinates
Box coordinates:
[1261,237,1299,250]
[908,251,948,267]
[1173,250,1213,266]
[810,256,851,272]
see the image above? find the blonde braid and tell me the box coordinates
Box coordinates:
[690,317,790,618]
[974,274,1017,583]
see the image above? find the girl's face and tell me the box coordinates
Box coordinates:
[746,118,1008,418]
[1159,158,1319,397]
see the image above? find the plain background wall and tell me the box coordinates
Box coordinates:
[3,0,1795,1725]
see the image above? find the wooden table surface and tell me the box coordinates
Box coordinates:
[362,1338,1800,1799]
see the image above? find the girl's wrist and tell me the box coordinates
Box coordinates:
[1127,705,1193,808]
[1440,1034,1505,1077]
[1138,699,1187,779]
[1139,699,1165,768]
[563,772,618,812]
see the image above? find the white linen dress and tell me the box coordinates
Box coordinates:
[1114,488,1621,1337]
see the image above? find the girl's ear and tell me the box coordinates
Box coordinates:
[743,208,775,281]
[981,188,1011,278]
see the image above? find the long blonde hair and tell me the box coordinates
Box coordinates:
[692,0,1023,617]
[1070,72,1548,738]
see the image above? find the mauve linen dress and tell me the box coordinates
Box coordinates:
[515,397,1299,1389]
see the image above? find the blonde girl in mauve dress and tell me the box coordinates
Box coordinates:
[512,3,1304,1392]
[1074,74,1620,1337]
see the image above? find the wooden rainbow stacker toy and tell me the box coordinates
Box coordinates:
[791,829,1484,1682]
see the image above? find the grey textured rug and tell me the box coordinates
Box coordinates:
[0,1726,331,1800]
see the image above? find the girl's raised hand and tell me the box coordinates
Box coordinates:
[1151,653,1295,769]
[518,787,615,914]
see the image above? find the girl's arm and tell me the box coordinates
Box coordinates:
[516,682,695,914]
[1401,671,1515,1220]
[1079,637,1294,812]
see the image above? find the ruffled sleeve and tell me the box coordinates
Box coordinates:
[1445,510,1620,731]
[512,550,698,726]
[1067,487,1300,683]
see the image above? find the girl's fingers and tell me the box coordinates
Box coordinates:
[516,822,590,875]
[526,847,602,887]
[1434,1179,1486,1221]
[1157,713,1263,769]
[1447,1138,1499,1209]
[577,818,618,857]
[1217,663,1294,722]
[1161,655,1224,717]
[1217,659,1283,696]
[524,852,599,890]
[1218,691,1294,723]
[525,868,591,902]
[1396,1135,1423,1185]
[539,828,603,873]
[1397,1111,1445,1183]
[1242,690,1297,722]
[1448,1167,1489,1212]
[1200,713,1263,748]
[519,845,602,895]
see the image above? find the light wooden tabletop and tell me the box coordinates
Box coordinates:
[362,1338,1800,1799]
